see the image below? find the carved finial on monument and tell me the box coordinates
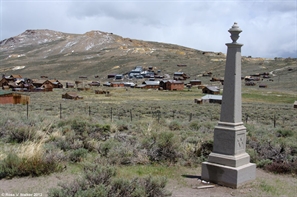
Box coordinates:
[228,22,242,43]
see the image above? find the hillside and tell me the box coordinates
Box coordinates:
[0,29,296,92]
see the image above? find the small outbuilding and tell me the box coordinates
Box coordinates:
[110,82,125,87]
[189,80,202,86]
[294,101,297,109]
[142,81,160,89]
[259,84,267,88]
[62,92,83,100]
[200,94,222,104]
[0,90,30,104]
[159,80,184,90]
[202,86,220,94]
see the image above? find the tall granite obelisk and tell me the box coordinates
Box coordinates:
[201,23,256,188]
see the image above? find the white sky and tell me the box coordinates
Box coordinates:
[1,0,296,58]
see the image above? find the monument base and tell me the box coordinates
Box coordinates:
[201,161,256,188]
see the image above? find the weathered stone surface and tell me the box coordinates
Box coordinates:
[201,22,256,188]
[201,162,256,188]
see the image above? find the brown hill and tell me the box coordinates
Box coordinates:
[0,29,296,91]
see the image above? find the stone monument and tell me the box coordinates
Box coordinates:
[201,22,256,188]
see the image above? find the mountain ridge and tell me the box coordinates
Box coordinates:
[0,29,296,92]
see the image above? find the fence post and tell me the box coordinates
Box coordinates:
[27,101,29,119]
[130,109,132,121]
[111,107,113,122]
[158,110,161,123]
[89,106,91,116]
[245,114,248,123]
[189,113,192,122]
[60,103,62,119]
[274,114,276,128]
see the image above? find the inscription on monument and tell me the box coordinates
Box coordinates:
[237,133,245,149]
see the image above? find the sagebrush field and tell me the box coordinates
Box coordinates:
[0,85,297,196]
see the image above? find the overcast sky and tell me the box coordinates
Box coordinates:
[1,0,296,58]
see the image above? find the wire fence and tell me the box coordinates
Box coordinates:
[1,101,296,128]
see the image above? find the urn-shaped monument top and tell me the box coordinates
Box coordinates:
[228,22,242,43]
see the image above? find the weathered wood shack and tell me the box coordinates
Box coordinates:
[110,82,125,87]
[32,79,63,90]
[173,72,189,80]
[88,81,100,87]
[142,81,160,89]
[0,90,30,104]
[259,84,267,88]
[202,86,220,95]
[66,82,75,88]
[189,80,202,86]
[160,80,184,90]
[62,92,83,100]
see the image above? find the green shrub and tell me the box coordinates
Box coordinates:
[168,121,181,131]
[48,164,168,197]
[68,148,88,163]
[7,126,37,143]
[0,152,63,179]
[98,139,120,157]
[263,160,297,174]
[142,131,180,163]
[71,120,88,134]
[257,159,272,168]
[246,148,258,164]
[196,140,213,161]
[189,121,201,131]
[276,129,293,137]
[107,145,134,165]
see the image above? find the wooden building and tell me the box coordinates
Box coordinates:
[200,94,222,104]
[202,86,220,95]
[259,84,267,88]
[160,80,184,90]
[189,80,202,86]
[142,81,160,89]
[0,90,30,104]
[173,72,189,80]
[110,82,125,87]
[62,92,83,100]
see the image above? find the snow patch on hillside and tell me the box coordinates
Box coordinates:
[60,41,77,53]
[12,66,25,70]
[85,43,94,51]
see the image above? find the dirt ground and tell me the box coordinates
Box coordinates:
[0,168,296,197]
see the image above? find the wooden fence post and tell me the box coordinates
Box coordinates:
[157,110,161,123]
[130,109,132,122]
[189,113,192,122]
[111,107,113,122]
[60,103,62,119]
[274,114,276,128]
[27,101,29,119]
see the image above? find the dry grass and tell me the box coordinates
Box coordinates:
[0,84,296,196]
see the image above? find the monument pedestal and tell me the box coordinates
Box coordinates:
[201,161,256,188]
[201,122,256,188]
